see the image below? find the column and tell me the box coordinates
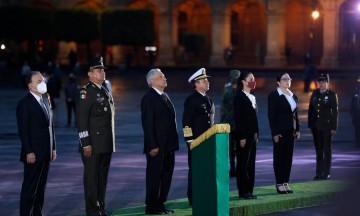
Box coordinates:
[264,11,286,67]
[156,11,175,66]
[209,12,229,67]
[320,1,339,67]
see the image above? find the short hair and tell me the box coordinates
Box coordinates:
[25,71,41,85]
[276,72,289,82]
[146,68,160,87]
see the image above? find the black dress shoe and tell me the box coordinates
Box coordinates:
[240,193,255,199]
[322,175,331,180]
[250,194,257,199]
[145,209,166,215]
[164,209,174,214]
[313,175,321,180]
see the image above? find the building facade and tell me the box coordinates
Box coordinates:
[2,0,358,68]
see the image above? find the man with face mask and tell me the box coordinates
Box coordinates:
[16,71,57,216]
[76,56,115,216]
[182,68,215,206]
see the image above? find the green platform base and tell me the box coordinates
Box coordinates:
[110,180,347,216]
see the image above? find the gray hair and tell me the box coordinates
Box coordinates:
[146,68,161,87]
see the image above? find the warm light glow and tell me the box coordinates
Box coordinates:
[0,44,5,50]
[312,10,320,20]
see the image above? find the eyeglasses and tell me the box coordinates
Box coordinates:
[281,78,292,81]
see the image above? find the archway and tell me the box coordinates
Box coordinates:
[339,0,360,65]
[175,0,211,64]
[284,0,323,65]
[227,0,266,66]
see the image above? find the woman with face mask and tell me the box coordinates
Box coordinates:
[233,71,259,199]
[268,72,300,194]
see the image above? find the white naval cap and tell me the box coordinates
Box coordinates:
[188,68,210,83]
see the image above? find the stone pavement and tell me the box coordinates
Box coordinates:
[0,68,359,216]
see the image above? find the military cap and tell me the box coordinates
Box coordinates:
[188,68,210,83]
[317,73,329,82]
[229,70,240,83]
[89,56,107,70]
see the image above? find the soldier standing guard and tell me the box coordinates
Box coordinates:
[182,68,215,206]
[351,75,360,146]
[76,56,115,216]
[220,70,240,177]
[308,73,338,180]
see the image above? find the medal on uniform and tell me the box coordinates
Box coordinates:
[104,107,107,111]
[97,93,100,97]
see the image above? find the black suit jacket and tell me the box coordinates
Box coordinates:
[141,88,179,154]
[268,90,299,136]
[182,91,215,142]
[234,91,259,140]
[16,92,56,162]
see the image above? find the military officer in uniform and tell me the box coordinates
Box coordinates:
[351,75,360,146]
[308,73,338,180]
[220,70,240,177]
[76,56,115,216]
[182,68,214,206]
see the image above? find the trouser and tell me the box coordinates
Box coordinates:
[273,129,295,184]
[236,135,256,196]
[187,147,192,204]
[66,101,76,125]
[354,125,360,146]
[81,152,112,216]
[312,129,332,177]
[145,151,175,211]
[20,161,50,216]
[229,131,237,173]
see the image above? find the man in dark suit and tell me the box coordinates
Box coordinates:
[182,68,214,205]
[76,57,115,216]
[16,71,57,216]
[308,73,338,180]
[141,68,179,215]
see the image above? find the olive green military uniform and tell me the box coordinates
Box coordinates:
[308,88,338,179]
[76,81,115,216]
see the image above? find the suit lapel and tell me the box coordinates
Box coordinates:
[28,93,49,123]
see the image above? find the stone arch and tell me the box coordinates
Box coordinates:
[174,0,212,64]
[226,0,266,65]
[74,0,105,9]
[284,0,323,65]
[338,0,360,65]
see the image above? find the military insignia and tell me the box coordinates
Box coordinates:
[97,93,100,97]
[97,97,104,102]
[79,131,89,138]
[183,126,193,138]
[80,90,87,100]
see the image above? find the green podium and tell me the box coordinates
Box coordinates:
[190,124,230,216]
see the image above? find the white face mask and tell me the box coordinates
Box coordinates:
[37,82,47,94]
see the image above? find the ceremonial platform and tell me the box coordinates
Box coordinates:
[112,180,345,216]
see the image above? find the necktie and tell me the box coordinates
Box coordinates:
[40,98,49,120]
[161,93,172,108]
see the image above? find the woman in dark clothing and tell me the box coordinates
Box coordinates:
[267,72,300,194]
[233,71,258,199]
